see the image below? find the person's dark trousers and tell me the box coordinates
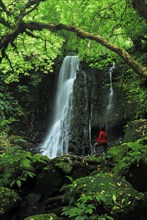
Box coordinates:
[93,143,108,154]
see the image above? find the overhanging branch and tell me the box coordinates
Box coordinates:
[0,21,146,77]
[24,22,147,77]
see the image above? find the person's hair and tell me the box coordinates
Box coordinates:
[100,126,105,131]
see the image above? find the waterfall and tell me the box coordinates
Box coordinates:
[89,107,92,154]
[106,63,115,140]
[41,56,79,158]
[107,63,115,111]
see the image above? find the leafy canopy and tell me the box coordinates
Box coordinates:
[0,0,146,82]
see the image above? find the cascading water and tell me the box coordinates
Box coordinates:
[107,63,115,112]
[106,63,115,139]
[41,56,79,158]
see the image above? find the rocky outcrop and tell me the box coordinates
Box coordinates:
[90,66,126,144]
[109,138,147,192]
[62,172,144,220]
[69,62,144,153]
[18,58,146,158]
[69,68,92,155]
[0,140,147,219]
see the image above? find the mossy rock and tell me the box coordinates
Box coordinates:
[124,119,147,142]
[86,155,102,164]
[55,161,73,174]
[112,141,147,175]
[0,187,21,215]
[24,213,57,220]
[109,141,147,191]
[107,143,128,163]
[136,136,147,145]
[62,172,143,218]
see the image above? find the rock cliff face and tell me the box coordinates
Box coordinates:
[40,60,146,156]
[68,62,128,155]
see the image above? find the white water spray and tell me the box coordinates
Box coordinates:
[41,56,79,158]
[105,63,116,140]
[107,63,115,111]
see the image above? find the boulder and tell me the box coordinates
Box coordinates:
[34,168,64,197]
[62,172,144,219]
[109,139,147,192]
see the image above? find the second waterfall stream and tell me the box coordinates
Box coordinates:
[41,56,79,158]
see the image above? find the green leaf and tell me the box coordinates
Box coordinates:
[112,194,116,203]
[16,180,21,188]
[85,208,93,214]
[10,180,16,187]
[26,171,36,178]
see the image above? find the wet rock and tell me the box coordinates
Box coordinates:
[34,169,64,197]
[25,193,42,205]
[54,161,73,174]
[71,167,90,179]
[126,161,147,192]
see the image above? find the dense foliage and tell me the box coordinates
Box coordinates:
[0,138,146,219]
[0,0,146,137]
[0,0,146,81]
[0,147,48,188]
[0,2,146,218]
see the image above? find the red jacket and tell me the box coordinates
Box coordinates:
[96,131,108,143]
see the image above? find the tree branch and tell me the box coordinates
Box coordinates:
[0,0,44,54]
[0,20,146,77]
[24,22,147,77]
[0,17,24,54]
[20,0,44,18]
[1,49,13,70]
[25,30,43,40]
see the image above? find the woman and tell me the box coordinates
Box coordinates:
[93,127,108,154]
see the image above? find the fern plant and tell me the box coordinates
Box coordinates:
[0,149,36,188]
